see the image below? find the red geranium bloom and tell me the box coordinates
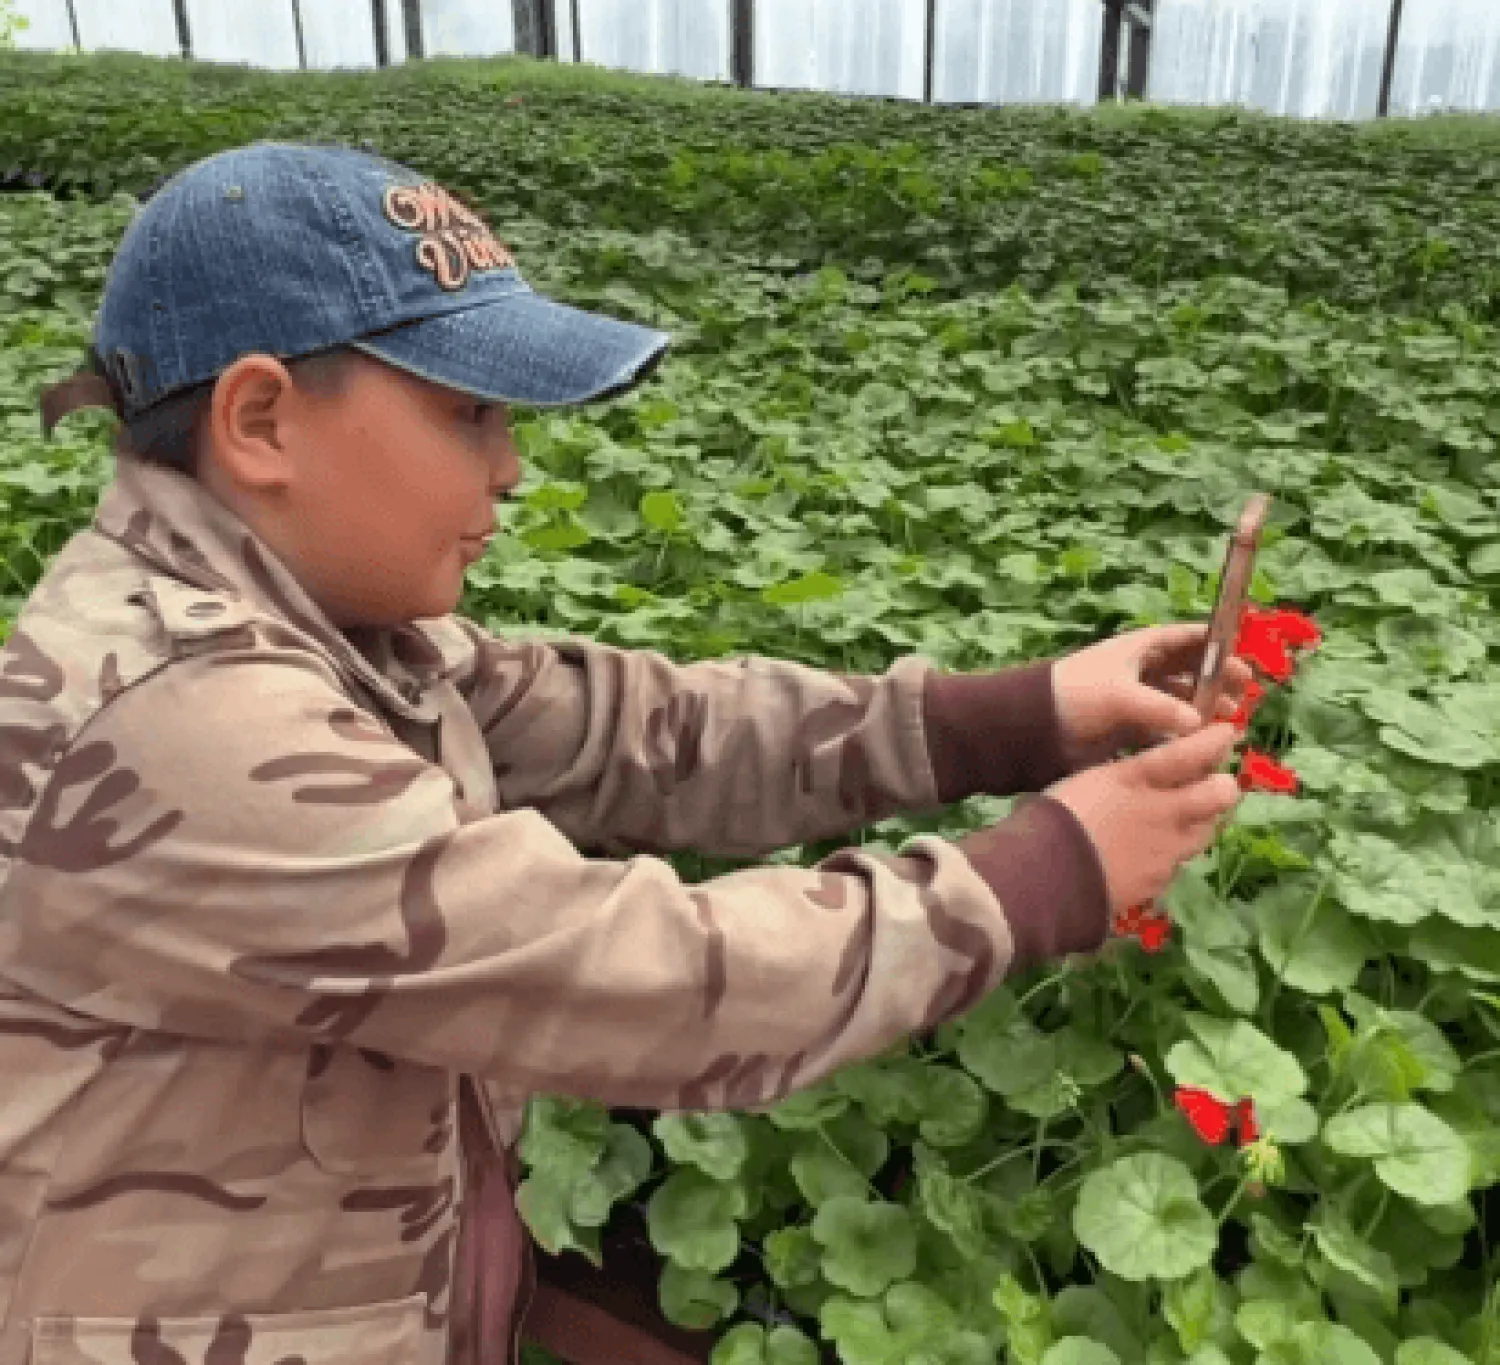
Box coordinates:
[1235,606,1322,683]
[1135,911,1172,953]
[1113,903,1171,951]
[1175,1087,1234,1145]
[1230,676,1266,731]
[1234,1098,1259,1146]
[1175,1088,1260,1147]
[1261,607,1321,651]
[1234,615,1295,683]
[1238,749,1299,794]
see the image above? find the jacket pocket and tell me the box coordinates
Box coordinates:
[30,1292,433,1365]
[299,1045,456,1178]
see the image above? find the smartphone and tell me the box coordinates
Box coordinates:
[1192,491,1272,722]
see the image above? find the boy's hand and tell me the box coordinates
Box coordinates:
[1043,721,1244,919]
[1052,622,1254,773]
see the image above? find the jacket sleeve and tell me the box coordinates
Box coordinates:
[439,618,955,860]
[1,646,1022,1113]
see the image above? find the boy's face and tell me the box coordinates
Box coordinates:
[200,352,522,629]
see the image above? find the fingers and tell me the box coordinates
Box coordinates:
[1177,770,1242,829]
[1133,721,1240,789]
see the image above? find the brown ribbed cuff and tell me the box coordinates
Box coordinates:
[922,660,1074,803]
[955,793,1110,974]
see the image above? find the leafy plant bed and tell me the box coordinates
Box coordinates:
[3,49,1499,1365]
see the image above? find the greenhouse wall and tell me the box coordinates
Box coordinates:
[10,0,1500,118]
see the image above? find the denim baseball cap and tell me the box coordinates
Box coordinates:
[82,141,671,422]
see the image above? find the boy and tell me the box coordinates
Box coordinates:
[14,142,1246,1365]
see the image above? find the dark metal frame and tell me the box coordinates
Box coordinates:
[290,0,307,69]
[63,0,81,49]
[923,0,937,103]
[729,0,753,88]
[1097,0,1124,101]
[1377,0,1405,117]
[402,0,424,59]
[1124,0,1154,100]
[170,0,191,59]
[370,0,390,66]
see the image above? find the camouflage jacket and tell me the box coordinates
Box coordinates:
[0,457,1092,1365]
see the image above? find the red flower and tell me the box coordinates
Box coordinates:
[1261,607,1321,651]
[1175,1087,1233,1145]
[1234,615,1295,683]
[1135,912,1172,953]
[1174,1088,1260,1147]
[1238,749,1299,794]
[1229,676,1266,732]
[1235,606,1321,684]
[1113,903,1172,952]
[1234,1098,1259,1145]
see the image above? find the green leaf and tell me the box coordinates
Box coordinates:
[1072,1153,1216,1282]
[1164,1265,1234,1354]
[710,1322,821,1365]
[1252,879,1373,995]
[1039,1341,1120,1365]
[568,1122,653,1225]
[1321,1103,1472,1205]
[1165,1015,1309,1107]
[790,1137,870,1207]
[762,570,845,606]
[1393,1339,1475,1365]
[653,1112,751,1181]
[659,1261,740,1330]
[810,1197,918,1297]
[646,1167,749,1273]
[763,1225,822,1289]
[1309,1209,1398,1311]
[639,488,686,532]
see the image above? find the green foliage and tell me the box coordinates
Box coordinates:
[3,47,1500,1365]
[0,1,27,49]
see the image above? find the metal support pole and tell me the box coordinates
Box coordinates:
[171,0,192,59]
[730,0,753,88]
[290,0,307,68]
[516,0,558,57]
[1098,0,1123,101]
[923,0,936,103]
[371,0,390,66]
[1377,0,1404,117]
[512,0,535,55]
[64,0,81,49]
[569,0,581,63]
[1124,0,1154,100]
[402,0,424,59]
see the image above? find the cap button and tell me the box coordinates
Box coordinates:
[185,601,226,619]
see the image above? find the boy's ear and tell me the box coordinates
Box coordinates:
[208,354,299,492]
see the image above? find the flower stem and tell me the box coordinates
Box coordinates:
[1216,1172,1253,1229]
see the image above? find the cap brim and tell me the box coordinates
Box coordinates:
[351,288,671,408]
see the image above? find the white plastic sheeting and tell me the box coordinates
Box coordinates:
[187,0,300,69]
[934,0,1101,104]
[580,0,725,82]
[11,0,1500,118]
[423,0,515,58]
[1394,0,1500,114]
[753,0,926,100]
[300,0,379,69]
[58,0,178,56]
[1151,0,1392,119]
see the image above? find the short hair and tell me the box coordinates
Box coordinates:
[119,348,361,478]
